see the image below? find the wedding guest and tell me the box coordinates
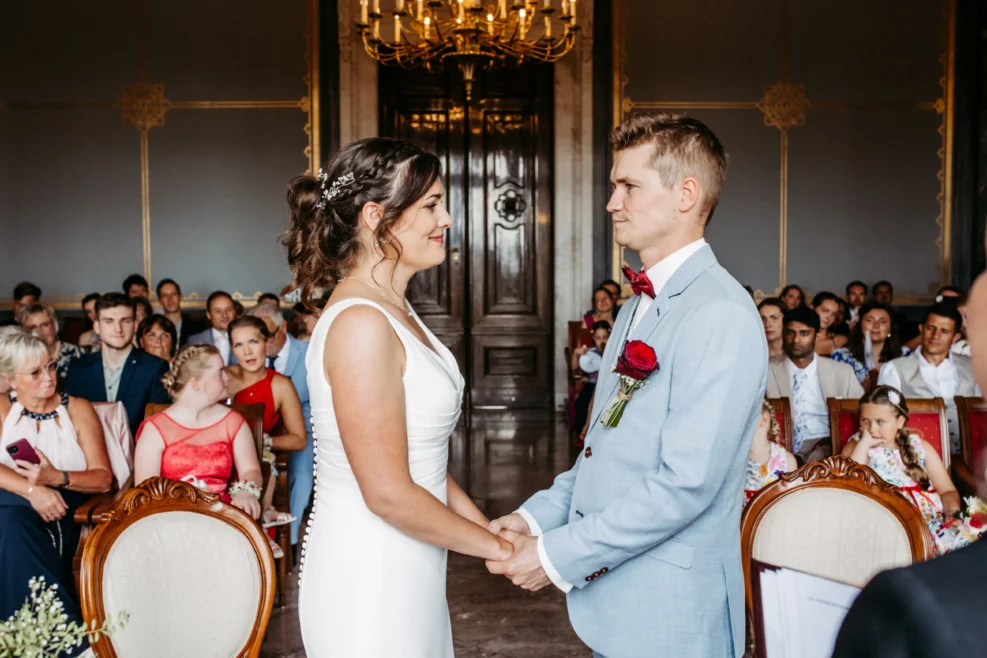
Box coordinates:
[831,302,908,388]
[233,300,245,319]
[0,332,112,653]
[873,280,894,305]
[290,302,321,341]
[247,302,313,551]
[131,296,152,331]
[583,286,616,330]
[600,279,620,304]
[780,284,804,310]
[878,301,979,453]
[19,304,83,384]
[766,306,863,462]
[64,292,170,437]
[1,282,42,327]
[258,293,281,309]
[187,291,237,365]
[133,345,262,520]
[833,268,987,658]
[570,320,611,435]
[845,280,868,327]
[0,328,22,395]
[936,285,964,301]
[137,314,178,364]
[758,297,786,358]
[832,298,851,339]
[122,274,149,299]
[841,386,975,555]
[810,291,848,356]
[744,399,797,505]
[76,293,102,352]
[156,278,205,346]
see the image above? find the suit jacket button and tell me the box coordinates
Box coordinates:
[584,447,592,458]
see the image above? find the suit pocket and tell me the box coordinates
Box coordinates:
[642,537,694,569]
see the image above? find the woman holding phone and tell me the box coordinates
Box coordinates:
[0,331,112,656]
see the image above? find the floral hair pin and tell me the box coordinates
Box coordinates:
[316,170,356,209]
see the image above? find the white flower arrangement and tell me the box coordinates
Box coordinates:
[0,576,128,658]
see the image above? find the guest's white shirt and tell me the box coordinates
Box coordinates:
[520,237,708,594]
[876,347,976,400]
[272,337,291,375]
[212,328,231,365]
[786,355,830,447]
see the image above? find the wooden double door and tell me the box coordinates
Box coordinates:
[379,65,554,409]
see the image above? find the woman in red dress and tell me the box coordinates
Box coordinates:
[133,344,263,520]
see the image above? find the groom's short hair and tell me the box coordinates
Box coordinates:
[609,112,728,224]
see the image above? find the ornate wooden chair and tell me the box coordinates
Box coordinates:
[79,478,276,658]
[741,456,936,617]
[954,396,987,496]
[765,397,795,453]
[827,397,950,469]
[566,320,592,431]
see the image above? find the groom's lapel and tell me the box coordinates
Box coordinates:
[589,296,639,429]
[637,245,718,345]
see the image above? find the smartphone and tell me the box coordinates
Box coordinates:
[6,439,40,465]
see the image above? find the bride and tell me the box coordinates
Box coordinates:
[285,137,512,657]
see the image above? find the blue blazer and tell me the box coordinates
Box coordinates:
[521,246,767,658]
[283,335,312,438]
[64,349,170,437]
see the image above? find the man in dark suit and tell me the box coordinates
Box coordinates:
[186,291,237,365]
[832,270,987,658]
[65,292,170,437]
[156,278,205,346]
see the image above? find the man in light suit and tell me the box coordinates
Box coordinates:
[488,113,767,658]
[766,305,863,461]
[186,291,237,365]
[248,302,313,554]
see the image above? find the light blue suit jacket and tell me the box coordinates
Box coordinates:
[522,245,767,658]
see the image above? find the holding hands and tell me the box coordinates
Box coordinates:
[485,513,552,592]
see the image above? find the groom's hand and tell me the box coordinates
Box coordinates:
[485,530,551,592]
[487,512,530,537]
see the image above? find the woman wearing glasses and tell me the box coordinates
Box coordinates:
[0,331,112,657]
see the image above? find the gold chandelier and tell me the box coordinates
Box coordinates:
[357,0,580,100]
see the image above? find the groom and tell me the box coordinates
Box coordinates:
[488,113,767,658]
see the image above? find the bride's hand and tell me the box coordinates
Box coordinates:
[492,535,514,561]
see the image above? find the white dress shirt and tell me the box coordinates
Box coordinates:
[212,328,231,365]
[877,347,973,401]
[517,237,708,594]
[271,337,291,375]
[629,238,707,334]
[786,355,830,447]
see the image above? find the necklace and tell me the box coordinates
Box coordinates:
[344,276,413,317]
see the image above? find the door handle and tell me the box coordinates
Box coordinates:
[450,247,460,264]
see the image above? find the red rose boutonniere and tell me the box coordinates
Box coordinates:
[599,340,660,427]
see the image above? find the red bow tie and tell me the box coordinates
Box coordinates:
[622,265,655,298]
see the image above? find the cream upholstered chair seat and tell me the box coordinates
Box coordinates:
[741,456,936,609]
[80,478,276,658]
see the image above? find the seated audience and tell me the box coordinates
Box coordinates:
[0,328,23,395]
[583,286,616,330]
[137,314,179,364]
[76,292,102,352]
[187,291,238,365]
[766,306,863,462]
[780,284,805,310]
[830,301,908,388]
[842,386,981,555]
[810,291,849,355]
[744,398,797,505]
[133,344,262,520]
[247,302,313,553]
[258,293,281,309]
[0,333,112,653]
[234,300,245,319]
[1,281,42,327]
[19,304,83,384]
[832,298,851,338]
[600,279,620,304]
[934,287,971,356]
[758,297,786,358]
[845,280,868,327]
[65,293,170,437]
[570,320,611,435]
[123,273,150,299]
[877,301,979,453]
[290,301,322,342]
[131,295,152,329]
[156,278,205,346]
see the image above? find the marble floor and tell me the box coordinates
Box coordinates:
[260,412,590,658]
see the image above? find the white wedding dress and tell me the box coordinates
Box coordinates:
[298,298,465,658]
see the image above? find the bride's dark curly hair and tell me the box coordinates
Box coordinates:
[281,138,441,305]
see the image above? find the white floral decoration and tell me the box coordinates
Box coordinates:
[887,389,902,406]
[315,171,356,210]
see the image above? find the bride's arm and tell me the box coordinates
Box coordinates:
[325,306,511,561]
[447,474,488,526]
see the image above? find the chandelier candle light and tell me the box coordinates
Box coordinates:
[357,0,580,100]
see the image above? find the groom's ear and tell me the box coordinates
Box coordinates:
[677,177,701,215]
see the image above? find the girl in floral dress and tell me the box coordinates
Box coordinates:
[842,385,985,554]
[744,399,797,505]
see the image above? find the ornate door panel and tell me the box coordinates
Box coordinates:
[380,66,553,409]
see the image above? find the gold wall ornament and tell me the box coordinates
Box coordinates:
[120,81,171,130]
[356,0,580,101]
[757,81,808,131]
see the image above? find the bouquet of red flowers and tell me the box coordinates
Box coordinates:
[599,340,660,428]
